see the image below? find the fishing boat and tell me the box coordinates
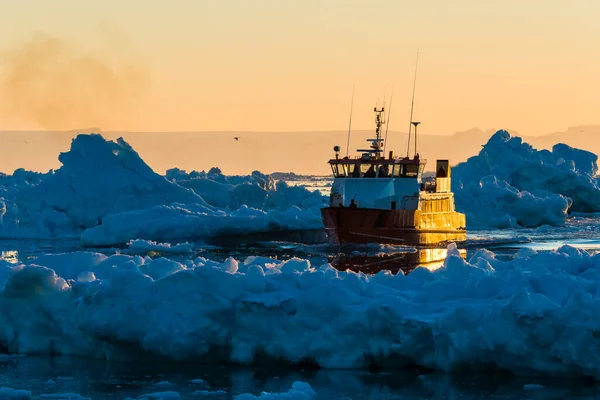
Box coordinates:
[320,106,466,245]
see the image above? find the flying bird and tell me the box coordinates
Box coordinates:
[234,137,239,141]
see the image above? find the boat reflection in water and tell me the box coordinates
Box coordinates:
[329,247,467,275]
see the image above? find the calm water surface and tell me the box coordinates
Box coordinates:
[1,356,599,399]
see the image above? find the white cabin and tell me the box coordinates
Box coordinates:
[328,156,455,212]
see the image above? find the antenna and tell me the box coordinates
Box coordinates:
[406,49,420,158]
[374,106,385,142]
[383,85,395,155]
[412,121,421,157]
[345,83,355,157]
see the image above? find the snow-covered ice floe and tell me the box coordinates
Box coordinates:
[2,244,600,379]
[454,130,600,228]
[81,204,322,247]
[0,134,326,245]
[127,240,194,255]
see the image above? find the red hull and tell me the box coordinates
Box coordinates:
[321,207,466,246]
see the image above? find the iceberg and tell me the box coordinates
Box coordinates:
[0,134,326,245]
[454,130,600,228]
[0,134,204,238]
[2,244,600,379]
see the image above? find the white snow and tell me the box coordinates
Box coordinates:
[234,382,315,400]
[0,134,325,245]
[454,130,600,228]
[2,244,600,378]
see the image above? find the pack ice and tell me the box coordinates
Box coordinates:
[2,244,600,379]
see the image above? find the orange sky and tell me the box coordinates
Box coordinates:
[0,0,599,136]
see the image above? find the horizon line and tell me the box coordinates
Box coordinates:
[0,125,597,136]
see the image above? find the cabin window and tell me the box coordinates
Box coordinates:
[343,164,352,176]
[331,164,349,178]
[333,165,342,177]
[349,164,361,177]
[405,164,419,177]
[391,201,396,210]
[378,164,390,177]
[361,164,377,177]
[392,164,404,177]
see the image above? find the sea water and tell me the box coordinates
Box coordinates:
[1,354,599,399]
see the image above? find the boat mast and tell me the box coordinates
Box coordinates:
[345,83,355,158]
[383,85,394,156]
[406,49,419,158]
[373,106,385,159]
